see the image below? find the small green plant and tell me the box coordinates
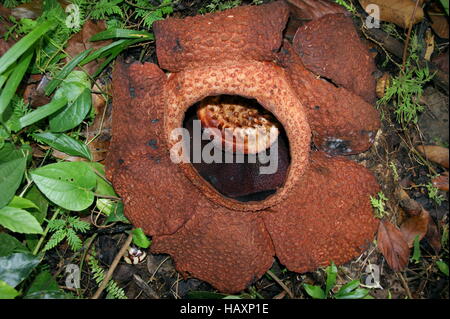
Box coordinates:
[303,262,370,299]
[370,191,388,218]
[389,161,399,182]
[377,33,435,127]
[43,215,90,252]
[88,253,127,299]
[425,181,446,206]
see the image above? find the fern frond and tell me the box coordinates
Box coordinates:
[68,217,91,233]
[66,228,83,251]
[90,0,125,20]
[43,229,67,251]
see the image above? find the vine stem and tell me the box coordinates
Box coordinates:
[32,208,61,255]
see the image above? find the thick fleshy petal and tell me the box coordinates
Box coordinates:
[153,1,289,72]
[105,61,199,236]
[278,42,380,155]
[293,14,377,103]
[151,202,275,293]
[262,151,380,272]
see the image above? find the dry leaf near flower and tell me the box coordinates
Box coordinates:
[359,0,424,29]
[286,0,347,21]
[377,219,410,271]
[396,186,423,215]
[432,172,449,192]
[416,145,449,168]
[424,213,441,253]
[400,209,429,248]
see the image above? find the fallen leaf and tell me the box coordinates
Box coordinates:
[400,209,429,247]
[416,145,449,168]
[376,73,391,98]
[432,172,449,192]
[377,219,410,271]
[430,14,449,39]
[396,186,423,215]
[286,0,347,20]
[428,2,449,39]
[84,80,111,163]
[359,0,424,29]
[424,29,435,61]
[432,50,449,74]
[425,213,441,253]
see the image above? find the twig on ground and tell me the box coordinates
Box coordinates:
[398,272,414,299]
[91,232,133,299]
[266,270,294,299]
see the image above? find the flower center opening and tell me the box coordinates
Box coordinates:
[183,94,291,202]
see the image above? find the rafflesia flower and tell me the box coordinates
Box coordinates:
[106,1,381,293]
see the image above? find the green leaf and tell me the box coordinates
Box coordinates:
[0,19,54,74]
[0,253,41,287]
[335,280,361,298]
[0,49,33,119]
[411,235,421,264]
[439,0,449,15]
[132,228,151,249]
[33,132,92,160]
[44,49,93,96]
[0,143,27,208]
[0,206,44,234]
[24,185,49,224]
[303,284,326,299]
[8,196,40,211]
[104,201,127,223]
[0,233,29,257]
[335,288,369,299]
[30,162,96,211]
[89,28,154,41]
[25,270,59,297]
[49,71,91,132]
[436,260,449,276]
[80,39,128,65]
[18,97,68,129]
[325,261,337,296]
[0,280,19,299]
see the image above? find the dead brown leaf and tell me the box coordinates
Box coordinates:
[432,172,449,192]
[359,0,424,29]
[286,0,347,21]
[416,145,449,168]
[396,186,423,215]
[376,73,391,98]
[400,209,429,247]
[425,213,441,253]
[84,80,111,163]
[430,13,449,39]
[377,219,410,271]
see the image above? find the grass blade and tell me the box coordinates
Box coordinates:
[0,19,54,74]
[0,50,33,119]
[18,97,68,129]
[44,48,93,96]
[89,28,154,41]
[80,39,128,66]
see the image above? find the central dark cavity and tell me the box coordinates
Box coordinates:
[183,95,291,202]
